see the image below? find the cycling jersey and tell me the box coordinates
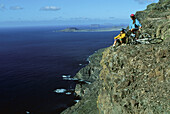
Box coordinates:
[129,19,142,30]
[114,33,126,39]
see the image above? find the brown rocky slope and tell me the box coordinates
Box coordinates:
[62,0,170,113]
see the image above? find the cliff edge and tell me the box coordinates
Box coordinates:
[62,0,170,113]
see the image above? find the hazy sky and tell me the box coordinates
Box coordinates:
[0,0,159,27]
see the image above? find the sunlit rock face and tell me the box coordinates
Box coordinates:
[97,44,169,114]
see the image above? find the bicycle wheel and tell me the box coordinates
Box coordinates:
[136,38,150,44]
[139,33,151,39]
[149,38,163,44]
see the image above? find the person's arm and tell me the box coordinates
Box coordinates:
[119,33,126,39]
[136,19,142,28]
[114,34,120,39]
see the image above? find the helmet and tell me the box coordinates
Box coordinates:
[121,28,125,33]
[130,14,135,17]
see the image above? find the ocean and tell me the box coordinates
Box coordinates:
[0,26,119,113]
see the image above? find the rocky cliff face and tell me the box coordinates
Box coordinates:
[61,48,105,114]
[62,0,170,114]
[97,43,169,114]
[135,0,170,39]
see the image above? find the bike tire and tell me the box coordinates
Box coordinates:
[149,38,163,44]
[139,33,151,39]
[136,38,150,44]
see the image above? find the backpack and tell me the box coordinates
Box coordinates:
[135,24,139,29]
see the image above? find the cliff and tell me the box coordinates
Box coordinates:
[135,0,170,39]
[62,0,170,113]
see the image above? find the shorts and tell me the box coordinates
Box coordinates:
[114,38,122,43]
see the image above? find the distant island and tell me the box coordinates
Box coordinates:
[55,26,127,32]
[60,27,80,32]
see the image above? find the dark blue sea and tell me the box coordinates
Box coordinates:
[0,26,119,114]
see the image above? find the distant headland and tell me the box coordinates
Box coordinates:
[55,25,127,32]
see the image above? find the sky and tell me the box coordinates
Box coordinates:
[0,0,159,27]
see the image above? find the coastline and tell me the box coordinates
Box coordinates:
[61,48,105,114]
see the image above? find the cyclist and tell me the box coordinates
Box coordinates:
[129,14,142,38]
[112,29,126,47]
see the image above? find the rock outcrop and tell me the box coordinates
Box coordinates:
[97,43,169,114]
[62,0,170,113]
[135,0,170,39]
[62,48,105,114]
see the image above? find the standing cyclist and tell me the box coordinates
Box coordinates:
[129,14,142,38]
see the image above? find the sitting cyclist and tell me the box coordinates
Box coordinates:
[112,29,126,47]
[129,14,142,39]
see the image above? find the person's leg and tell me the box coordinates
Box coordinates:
[132,29,139,38]
[131,29,136,38]
[119,39,123,44]
[113,39,117,46]
[136,30,140,39]
[132,29,137,34]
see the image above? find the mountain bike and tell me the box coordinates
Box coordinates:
[127,30,163,45]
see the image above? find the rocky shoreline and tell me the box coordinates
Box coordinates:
[62,0,170,113]
[61,48,104,114]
